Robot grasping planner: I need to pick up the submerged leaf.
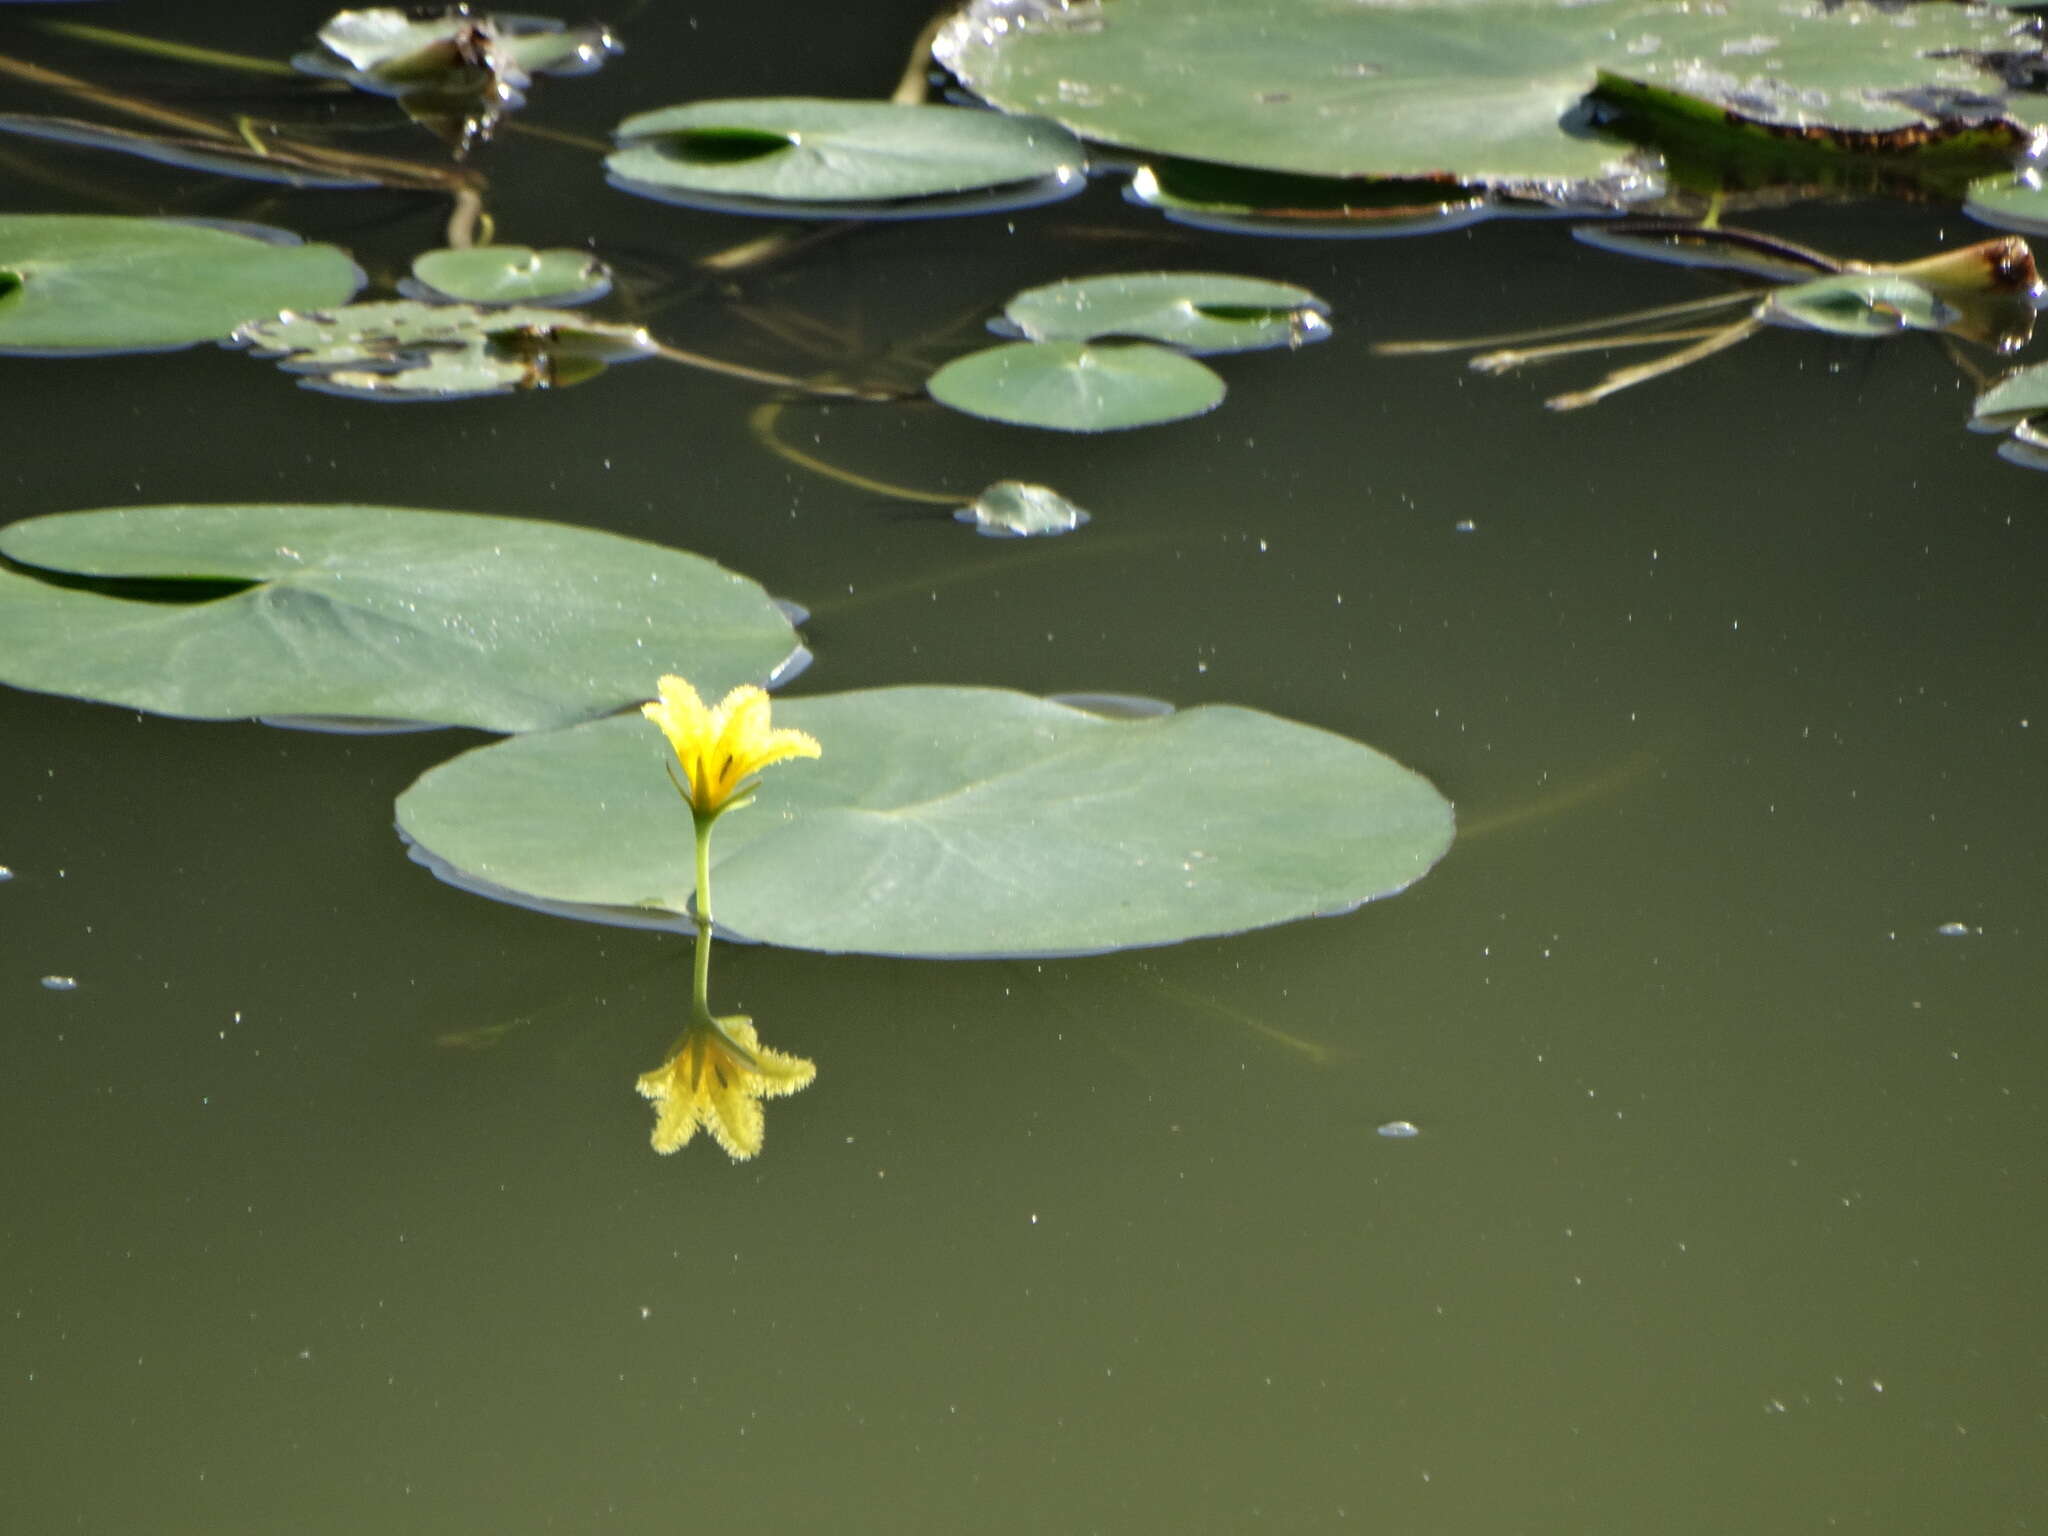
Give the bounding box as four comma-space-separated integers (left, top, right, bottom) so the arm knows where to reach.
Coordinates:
395, 686, 1457, 957
0, 505, 805, 731
954, 480, 1091, 536
230, 299, 656, 399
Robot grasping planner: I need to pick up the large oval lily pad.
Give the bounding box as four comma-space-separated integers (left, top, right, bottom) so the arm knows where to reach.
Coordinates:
607, 97, 1086, 213
395, 686, 1456, 957
0, 505, 805, 731
927, 339, 1226, 430
935, 0, 2036, 199
996, 271, 1331, 354
0, 215, 362, 354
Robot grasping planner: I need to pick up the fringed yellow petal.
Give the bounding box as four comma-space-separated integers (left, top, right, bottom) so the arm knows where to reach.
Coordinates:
635, 1014, 817, 1161
641, 676, 820, 817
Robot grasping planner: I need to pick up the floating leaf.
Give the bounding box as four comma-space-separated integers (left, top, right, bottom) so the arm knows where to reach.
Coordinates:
927, 339, 1226, 431
0, 215, 361, 354
954, 480, 1091, 537
1965, 170, 2048, 237
230, 300, 657, 400
935, 0, 2038, 202
396, 686, 1456, 957
0, 505, 805, 731
406, 245, 612, 305
995, 271, 1330, 354
606, 97, 1085, 216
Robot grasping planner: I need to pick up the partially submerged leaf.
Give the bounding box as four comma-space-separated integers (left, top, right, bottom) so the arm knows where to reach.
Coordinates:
928, 338, 1226, 431
395, 686, 1457, 957
0, 214, 361, 354
995, 271, 1330, 354
293, 8, 618, 104
607, 97, 1085, 216
1125, 158, 1499, 238
954, 480, 1091, 536
1763, 271, 1955, 338
406, 245, 612, 305
0, 504, 806, 732
230, 299, 657, 399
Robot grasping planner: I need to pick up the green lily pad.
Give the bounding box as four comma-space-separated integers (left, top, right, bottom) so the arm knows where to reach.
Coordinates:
996, 271, 1331, 354
1964, 170, 2048, 237
954, 480, 1091, 537
935, 0, 2036, 200
407, 245, 612, 305
230, 300, 657, 400
606, 97, 1086, 215
0, 215, 362, 354
928, 339, 1226, 431
0, 505, 805, 732
395, 686, 1456, 957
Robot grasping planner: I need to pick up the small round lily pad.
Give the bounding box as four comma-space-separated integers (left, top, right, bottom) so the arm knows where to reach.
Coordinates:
406, 245, 613, 306
927, 339, 1226, 431
996, 271, 1331, 354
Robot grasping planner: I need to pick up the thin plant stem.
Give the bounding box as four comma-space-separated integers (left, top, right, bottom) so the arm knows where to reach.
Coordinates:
749, 399, 962, 505
1546, 314, 1766, 411
692, 813, 716, 1014
646, 340, 912, 401
1371, 289, 1761, 357
1470, 323, 1749, 374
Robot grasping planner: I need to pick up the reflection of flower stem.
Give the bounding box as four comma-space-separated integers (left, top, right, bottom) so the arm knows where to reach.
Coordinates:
692, 811, 716, 1008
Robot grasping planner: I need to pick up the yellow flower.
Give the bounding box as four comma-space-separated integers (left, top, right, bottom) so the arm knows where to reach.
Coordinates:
636, 1013, 816, 1160
641, 675, 821, 818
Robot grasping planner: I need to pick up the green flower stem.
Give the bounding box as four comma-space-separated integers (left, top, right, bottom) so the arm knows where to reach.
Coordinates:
691, 809, 717, 1018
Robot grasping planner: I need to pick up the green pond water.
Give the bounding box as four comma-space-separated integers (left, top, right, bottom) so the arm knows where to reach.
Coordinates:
2, 4, 2043, 1532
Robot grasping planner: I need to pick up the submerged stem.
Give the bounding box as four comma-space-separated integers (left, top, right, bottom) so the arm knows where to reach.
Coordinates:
1470, 323, 1748, 375
1372, 289, 1760, 357
748, 399, 961, 505
1546, 314, 1766, 411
